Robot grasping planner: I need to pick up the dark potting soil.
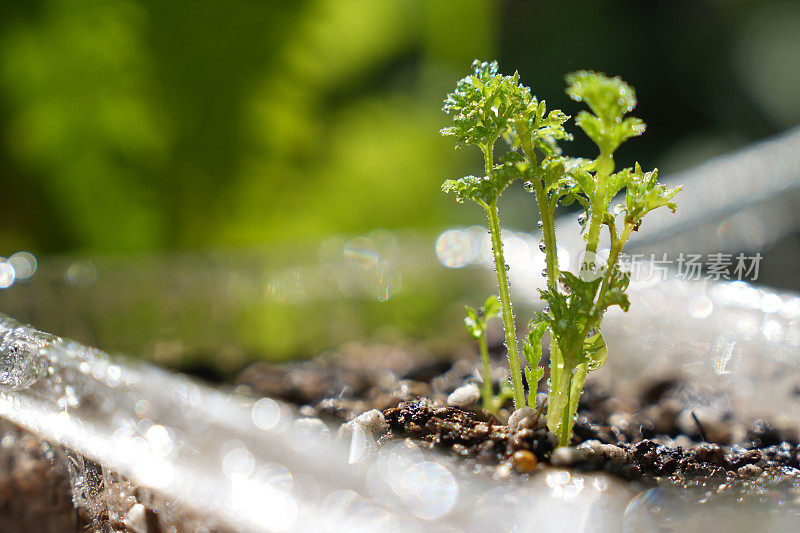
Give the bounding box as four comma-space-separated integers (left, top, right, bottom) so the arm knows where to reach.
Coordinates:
0, 428, 85, 533
0, 421, 234, 533
235, 342, 800, 505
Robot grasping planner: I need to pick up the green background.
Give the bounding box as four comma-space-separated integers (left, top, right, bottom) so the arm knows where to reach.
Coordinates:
1, 0, 798, 256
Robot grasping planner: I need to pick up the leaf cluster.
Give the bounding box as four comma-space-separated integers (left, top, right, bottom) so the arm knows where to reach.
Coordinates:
565, 70, 645, 153
623, 163, 681, 228
441, 151, 525, 205
536, 271, 628, 369
522, 321, 546, 405
441, 60, 532, 150
464, 295, 500, 340
441, 60, 577, 208
510, 98, 572, 160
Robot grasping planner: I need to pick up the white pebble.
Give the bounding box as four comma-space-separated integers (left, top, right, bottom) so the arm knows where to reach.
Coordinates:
338, 409, 388, 440
596, 443, 628, 465
577, 440, 627, 465
507, 406, 537, 432
446, 383, 481, 408
354, 409, 388, 435
550, 446, 590, 467
124, 503, 147, 533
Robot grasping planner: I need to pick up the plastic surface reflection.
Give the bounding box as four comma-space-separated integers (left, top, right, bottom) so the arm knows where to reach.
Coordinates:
1, 128, 800, 530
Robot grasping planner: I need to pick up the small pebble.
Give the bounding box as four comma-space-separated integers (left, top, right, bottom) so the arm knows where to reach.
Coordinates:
337, 409, 388, 440
673, 434, 695, 450
550, 446, 589, 467
124, 503, 147, 533
579, 440, 627, 465
737, 464, 763, 477
577, 439, 602, 451
596, 443, 628, 466
474, 422, 489, 435
446, 384, 481, 408
298, 404, 316, 417
507, 406, 537, 432
512, 450, 538, 473
354, 409, 388, 435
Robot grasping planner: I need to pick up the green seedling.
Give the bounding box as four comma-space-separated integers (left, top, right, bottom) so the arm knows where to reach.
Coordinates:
464, 295, 515, 413
442, 61, 680, 446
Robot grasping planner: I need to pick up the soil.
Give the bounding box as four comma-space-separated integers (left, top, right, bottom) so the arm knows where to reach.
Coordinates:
4, 339, 798, 531
235, 342, 800, 505
0, 421, 231, 533
0, 425, 84, 533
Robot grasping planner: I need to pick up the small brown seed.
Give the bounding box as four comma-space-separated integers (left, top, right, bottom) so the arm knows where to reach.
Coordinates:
512, 450, 538, 473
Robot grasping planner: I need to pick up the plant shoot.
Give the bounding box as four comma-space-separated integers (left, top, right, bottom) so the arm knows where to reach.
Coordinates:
442, 60, 680, 446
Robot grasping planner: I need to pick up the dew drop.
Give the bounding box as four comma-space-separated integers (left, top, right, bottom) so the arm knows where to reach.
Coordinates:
541, 268, 548, 278
578, 212, 588, 227
538, 240, 546, 252
537, 220, 544, 230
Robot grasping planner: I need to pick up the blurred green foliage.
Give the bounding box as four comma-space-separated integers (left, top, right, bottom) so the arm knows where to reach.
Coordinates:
0, 0, 797, 254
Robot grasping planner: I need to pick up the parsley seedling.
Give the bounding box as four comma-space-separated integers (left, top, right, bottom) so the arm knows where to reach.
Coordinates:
441, 60, 533, 408
464, 295, 515, 413
442, 61, 680, 446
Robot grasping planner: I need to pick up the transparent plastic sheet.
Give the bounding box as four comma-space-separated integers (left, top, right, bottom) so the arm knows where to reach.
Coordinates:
2, 272, 800, 531
1, 127, 800, 531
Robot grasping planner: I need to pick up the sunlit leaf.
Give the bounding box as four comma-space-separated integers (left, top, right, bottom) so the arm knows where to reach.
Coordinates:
624, 163, 681, 227
582, 333, 607, 371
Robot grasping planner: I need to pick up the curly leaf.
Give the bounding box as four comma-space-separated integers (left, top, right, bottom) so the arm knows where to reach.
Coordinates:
464, 305, 482, 339
582, 333, 608, 371
442, 175, 495, 205
624, 163, 681, 227
570, 165, 596, 198
522, 321, 547, 370
606, 167, 631, 200
483, 295, 501, 319
441, 60, 533, 149
566, 71, 645, 153
566, 70, 638, 124
538, 272, 602, 366
598, 268, 631, 313
523, 321, 546, 402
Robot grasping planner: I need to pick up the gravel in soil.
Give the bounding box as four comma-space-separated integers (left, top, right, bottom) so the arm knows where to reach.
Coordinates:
236, 343, 800, 505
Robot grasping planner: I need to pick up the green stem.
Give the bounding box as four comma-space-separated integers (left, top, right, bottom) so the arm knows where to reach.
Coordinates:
585, 150, 614, 254
517, 130, 564, 418
547, 358, 573, 446
574, 221, 635, 352
478, 334, 494, 412
563, 363, 588, 446
533, 183, 559, 290
532, 183, 564, 419
517, 126, 559, 292
485, 202, 525, 409
595, 221, 634, 312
